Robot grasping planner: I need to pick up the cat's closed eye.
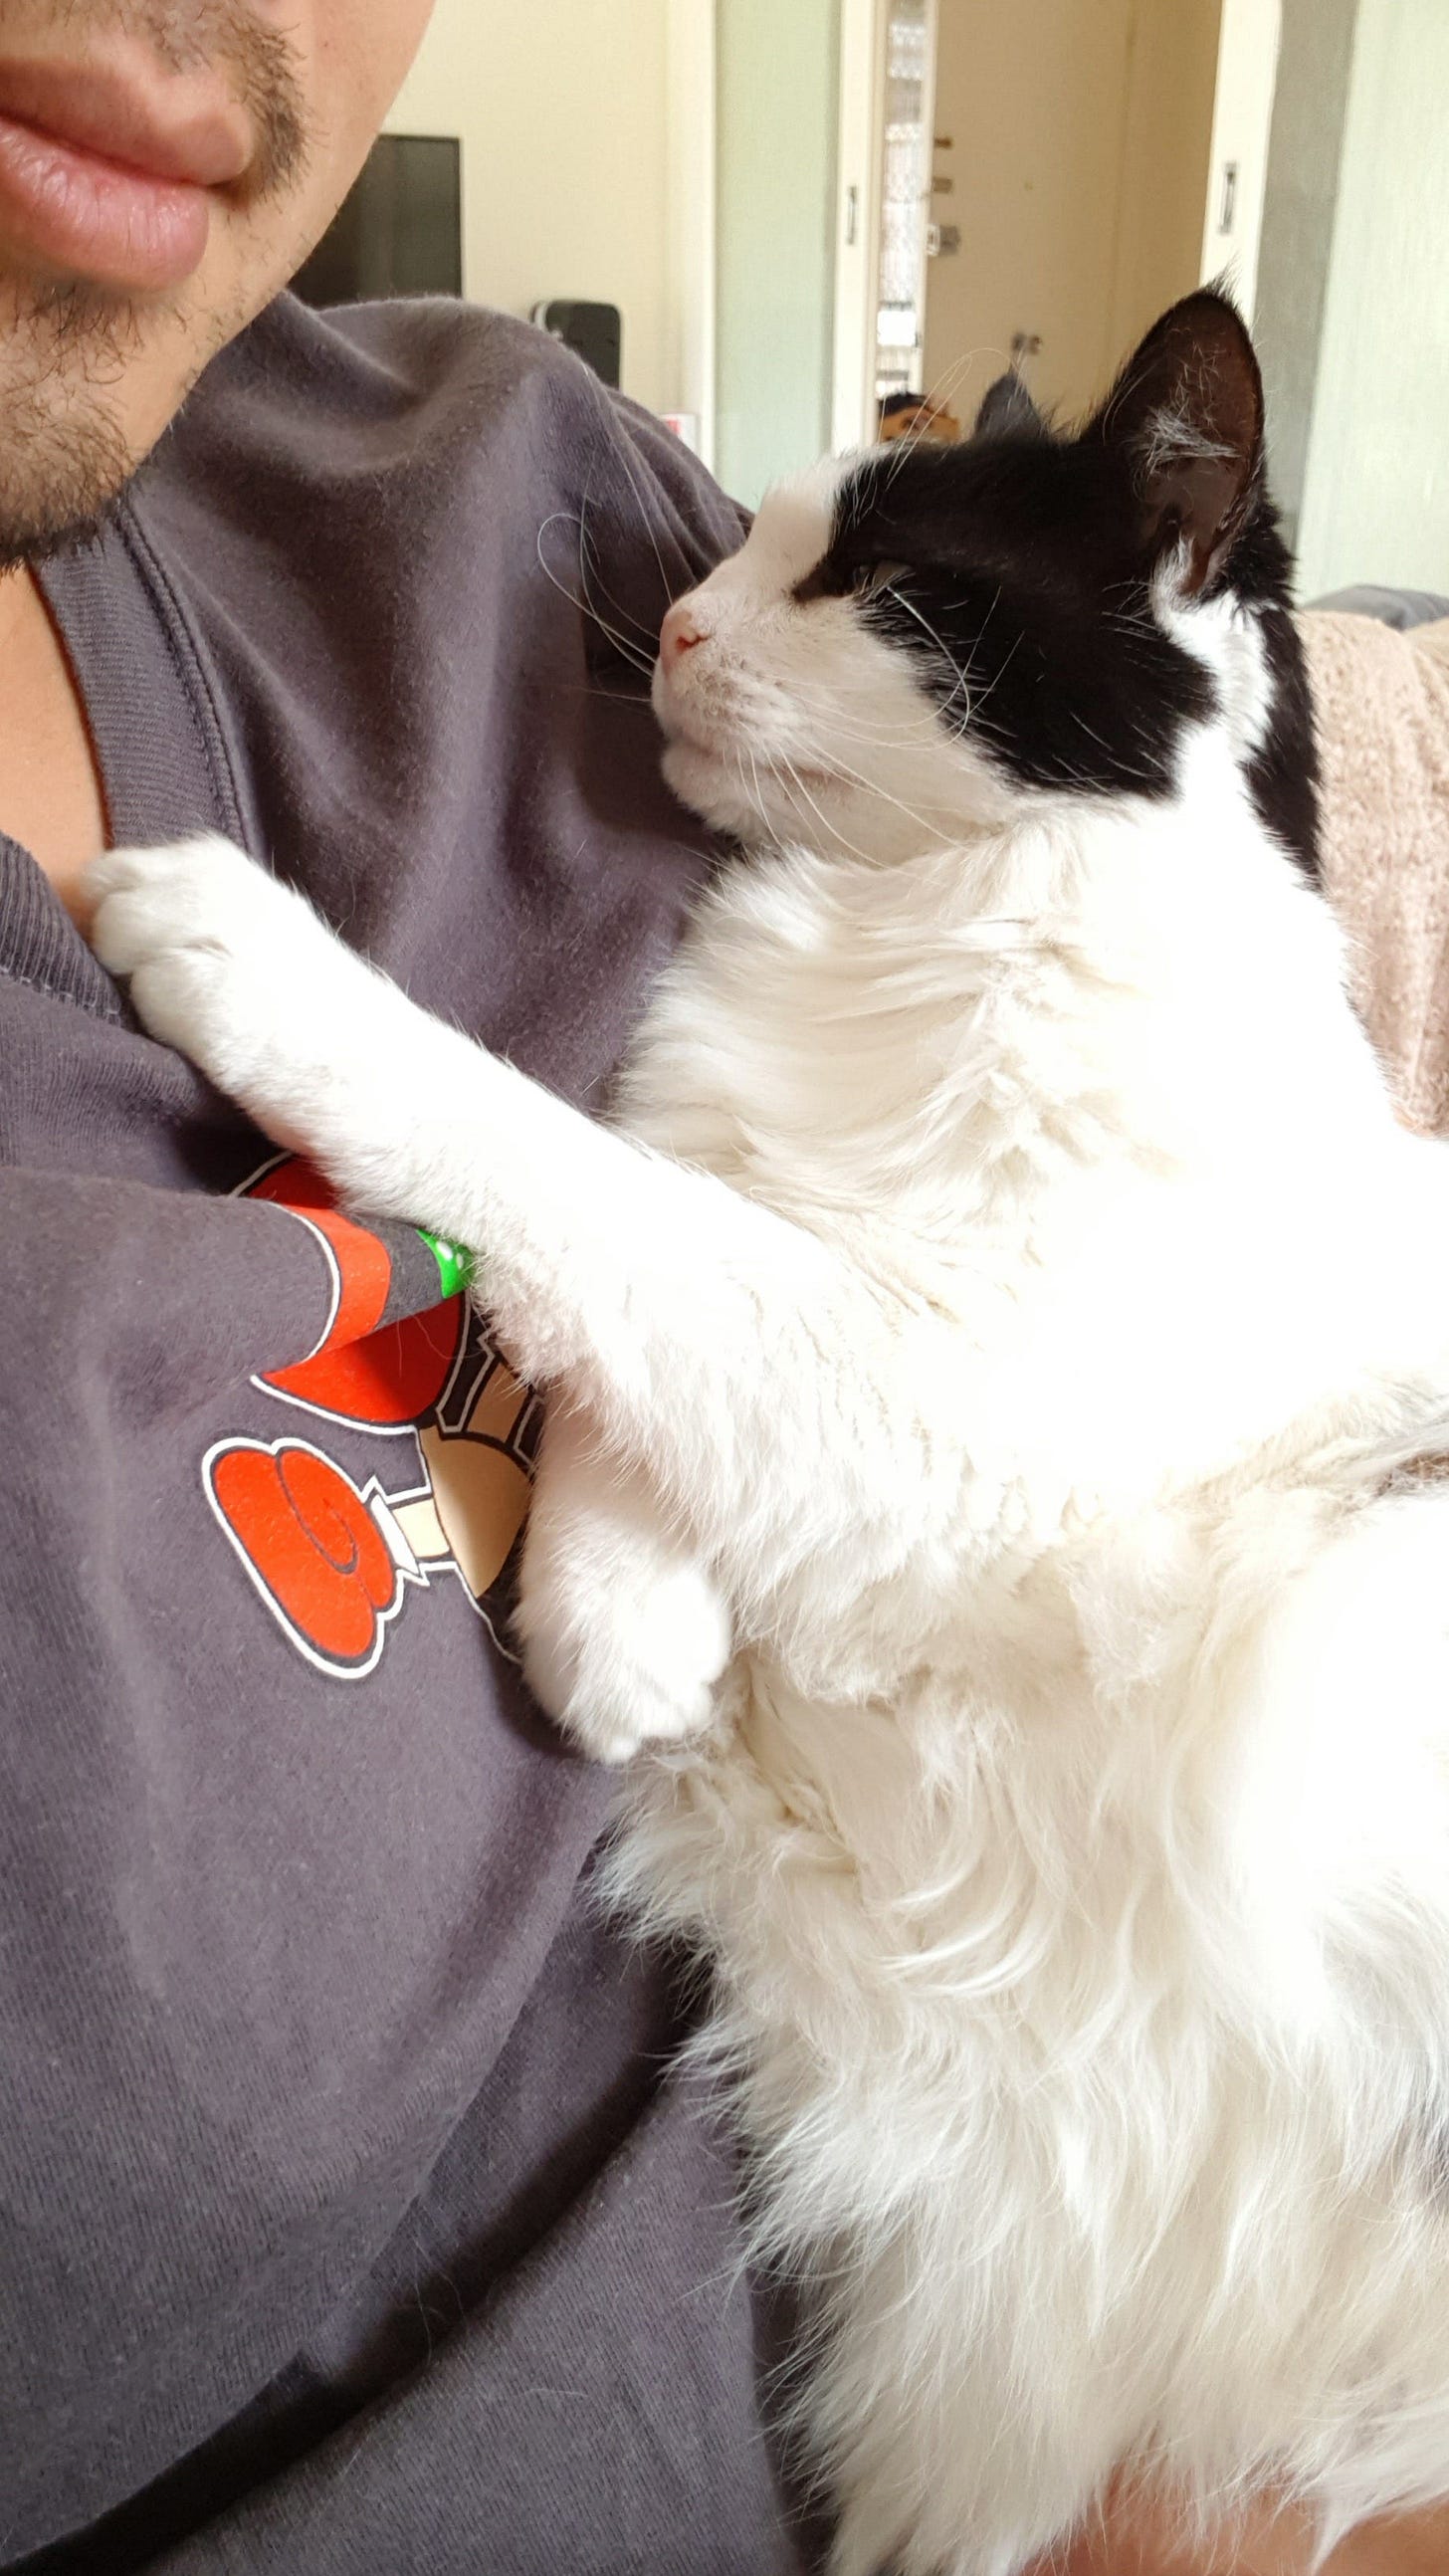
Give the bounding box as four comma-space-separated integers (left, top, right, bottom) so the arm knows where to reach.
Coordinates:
791, 556, 856, 606
792, 555, 903, 606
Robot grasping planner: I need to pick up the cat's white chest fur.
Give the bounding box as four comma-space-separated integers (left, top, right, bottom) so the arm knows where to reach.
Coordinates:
617, 806, 1449, 1565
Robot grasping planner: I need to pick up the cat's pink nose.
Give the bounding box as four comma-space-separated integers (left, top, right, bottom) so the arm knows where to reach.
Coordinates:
660, 602, 707, 673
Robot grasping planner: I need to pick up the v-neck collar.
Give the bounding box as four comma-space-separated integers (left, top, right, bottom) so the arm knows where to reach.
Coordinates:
0, 826, 123, 1022
0, 493, 251, 1020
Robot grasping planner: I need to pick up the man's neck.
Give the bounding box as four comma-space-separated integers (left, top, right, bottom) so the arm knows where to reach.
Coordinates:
0, 565, 108, 924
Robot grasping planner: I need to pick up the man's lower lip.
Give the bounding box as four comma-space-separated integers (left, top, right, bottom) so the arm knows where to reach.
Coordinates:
0, 108, 210, 293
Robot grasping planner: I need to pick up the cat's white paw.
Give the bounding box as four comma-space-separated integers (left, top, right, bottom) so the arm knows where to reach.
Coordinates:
90, 834, 341, 1101
518, 1550, 732, 1767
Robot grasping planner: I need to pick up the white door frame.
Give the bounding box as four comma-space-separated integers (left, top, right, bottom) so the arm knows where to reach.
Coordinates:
666, 0, 719, 471
830, 0, 888, 453
1198, 0, 1283, 322
911, 0, 941, 406
831, 0, 941, 452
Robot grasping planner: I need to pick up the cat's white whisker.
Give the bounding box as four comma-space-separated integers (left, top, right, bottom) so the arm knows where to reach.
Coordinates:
535, 516, 659, 680
608, 425, 700, 601
576, 482, 666, 648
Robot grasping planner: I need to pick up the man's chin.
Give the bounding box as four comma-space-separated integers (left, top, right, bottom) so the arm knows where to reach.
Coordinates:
0, 413, 131, 567
0, 283, 146, 565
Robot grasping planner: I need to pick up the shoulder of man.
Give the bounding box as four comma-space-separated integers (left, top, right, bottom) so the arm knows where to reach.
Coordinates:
114, 294, 744, 1092
148, 290, 743, 596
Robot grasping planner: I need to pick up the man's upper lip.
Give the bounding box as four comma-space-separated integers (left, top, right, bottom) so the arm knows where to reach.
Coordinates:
0, 56, 252, 190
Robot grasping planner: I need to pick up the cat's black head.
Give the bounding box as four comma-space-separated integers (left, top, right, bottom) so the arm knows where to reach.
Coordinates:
654, 292, 1319, 879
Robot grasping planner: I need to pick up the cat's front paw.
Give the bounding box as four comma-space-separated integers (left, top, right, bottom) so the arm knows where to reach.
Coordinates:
517, 1548, 732, 1767
90, 835, 341, 1106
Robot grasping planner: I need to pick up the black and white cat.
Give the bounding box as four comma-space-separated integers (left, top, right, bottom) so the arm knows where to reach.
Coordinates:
92, 295, 1449, 2574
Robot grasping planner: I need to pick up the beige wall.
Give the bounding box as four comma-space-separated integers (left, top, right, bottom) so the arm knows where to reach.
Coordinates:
924, 0, 1221, 424
385, 0, 675, 414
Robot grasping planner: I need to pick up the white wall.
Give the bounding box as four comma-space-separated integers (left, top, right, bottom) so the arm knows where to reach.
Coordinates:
1295, 0, 1449, 596
384, 0, 677, 414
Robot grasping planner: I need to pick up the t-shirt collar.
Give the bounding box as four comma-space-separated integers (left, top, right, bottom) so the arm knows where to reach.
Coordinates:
0, 494, 248, 1017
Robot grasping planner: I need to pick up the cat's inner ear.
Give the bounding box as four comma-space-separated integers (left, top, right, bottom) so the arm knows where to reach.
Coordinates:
1095, 291, 1264, 597
972, 373, 1047, 443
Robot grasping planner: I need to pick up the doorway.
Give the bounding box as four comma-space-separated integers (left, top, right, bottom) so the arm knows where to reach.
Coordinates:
923, 0, 1224, 424
694, 0, 1283, 499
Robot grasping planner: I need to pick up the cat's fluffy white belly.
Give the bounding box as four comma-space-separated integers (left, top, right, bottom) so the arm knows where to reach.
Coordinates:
611, 1521, 1449, 2575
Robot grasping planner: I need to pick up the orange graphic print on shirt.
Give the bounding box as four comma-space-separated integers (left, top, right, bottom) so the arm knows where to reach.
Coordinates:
204, 1156, 536, 1678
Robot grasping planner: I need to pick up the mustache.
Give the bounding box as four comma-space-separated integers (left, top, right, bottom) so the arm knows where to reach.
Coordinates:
32, 0, 309, 200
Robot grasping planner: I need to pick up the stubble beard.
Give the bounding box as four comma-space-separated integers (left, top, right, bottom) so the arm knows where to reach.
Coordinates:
0, 283, 144, 564
0, 277, 248, 565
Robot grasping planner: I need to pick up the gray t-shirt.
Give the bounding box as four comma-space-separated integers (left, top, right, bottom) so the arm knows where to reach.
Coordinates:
0, 295, 806, 2572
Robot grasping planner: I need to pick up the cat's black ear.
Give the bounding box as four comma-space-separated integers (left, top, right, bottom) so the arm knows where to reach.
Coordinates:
1093, 290, 1264, 596
973, 373, 1047, 443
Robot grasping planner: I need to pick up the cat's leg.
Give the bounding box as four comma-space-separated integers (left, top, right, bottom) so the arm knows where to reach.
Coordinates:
91, 837, 947, 1580
516, 1404, 731, 1762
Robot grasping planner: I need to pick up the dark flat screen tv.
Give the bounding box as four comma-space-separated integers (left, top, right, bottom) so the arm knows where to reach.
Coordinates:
291, 133, 462, 305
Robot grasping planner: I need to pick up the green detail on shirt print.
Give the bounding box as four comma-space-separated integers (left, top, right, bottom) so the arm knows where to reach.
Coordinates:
418, 1227, 476, 1299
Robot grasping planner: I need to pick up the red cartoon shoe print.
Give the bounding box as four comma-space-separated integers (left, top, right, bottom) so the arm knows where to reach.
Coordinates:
208, 1439, 405, 1675
203, 1155, 536, 1680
